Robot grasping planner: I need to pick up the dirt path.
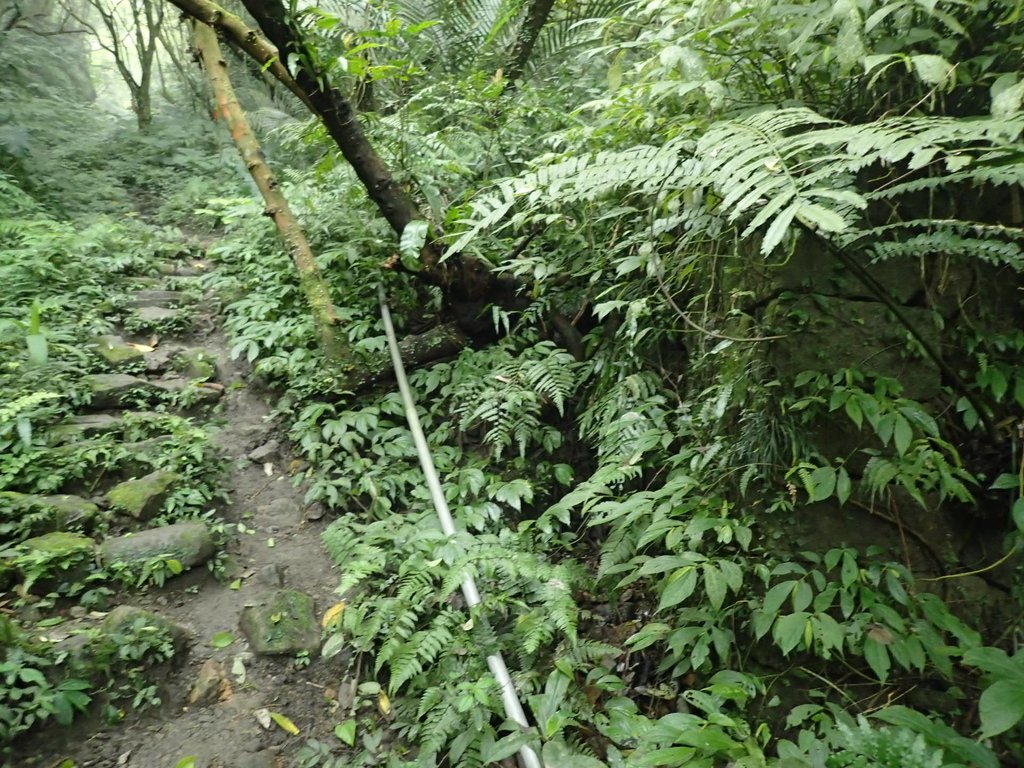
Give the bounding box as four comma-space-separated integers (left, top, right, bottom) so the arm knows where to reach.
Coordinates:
20, 256, 346, 768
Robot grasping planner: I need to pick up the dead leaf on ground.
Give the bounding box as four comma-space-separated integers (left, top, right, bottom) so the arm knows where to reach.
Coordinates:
255, 707, 272, 730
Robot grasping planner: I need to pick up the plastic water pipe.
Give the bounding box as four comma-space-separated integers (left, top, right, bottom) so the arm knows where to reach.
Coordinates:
378, 285, 542, 768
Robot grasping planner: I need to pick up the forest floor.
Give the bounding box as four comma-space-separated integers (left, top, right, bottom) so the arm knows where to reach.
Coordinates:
15, 247, 347, 768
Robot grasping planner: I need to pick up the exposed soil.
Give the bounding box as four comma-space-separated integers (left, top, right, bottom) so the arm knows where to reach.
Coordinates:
14, 254, 349, 768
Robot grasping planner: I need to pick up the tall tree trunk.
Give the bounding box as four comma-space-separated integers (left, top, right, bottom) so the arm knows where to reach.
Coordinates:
504, 0, 556, 85
192, 21, 345, 365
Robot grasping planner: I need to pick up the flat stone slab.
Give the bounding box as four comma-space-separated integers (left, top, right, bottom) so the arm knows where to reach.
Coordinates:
87, 374, 163, 409
92, 335, 145, 367
132, 306, 184, 327
126, 290, 186, 308
100, 522, 214, 571
239, 589, 320, 656
50, 413, 123, 441
156, 261, 209, 277
22, 531, 96, 557
1, 493, 100, 532
105, 470, 179, 520
153, 377, 223, 403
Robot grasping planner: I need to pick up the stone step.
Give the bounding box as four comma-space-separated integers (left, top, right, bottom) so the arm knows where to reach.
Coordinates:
100, 522, 214, 571
130, 306, 186, 329
105, 469, 179, 520
86, 374, 163, 409
91, 334, 146, 368
126, 290, 187, 309
49, 411, 168, 442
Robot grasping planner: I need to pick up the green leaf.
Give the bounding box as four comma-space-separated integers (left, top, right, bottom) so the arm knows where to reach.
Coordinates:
175, 759, 197, 768
1014, 498, 1024, 533
322, 632, 347, 659
26, 334, 47, 365
542, 740, 607, 768
864, 636, 891, 681
166, 559, 183, 575
334, 719, 356, 746
211, 631, 234, 648
807, 466, 837, 502
703, 564, 726, 610
658, 567, 698, 611
911, 54, 953, 86
773, 612, 809, 655
893, 415, 913, 455
836, 467, 852, 505
481, 729, 534, 763
978, 680, 1024, 738
269, 711, 300, 735
398, 220, 429, 272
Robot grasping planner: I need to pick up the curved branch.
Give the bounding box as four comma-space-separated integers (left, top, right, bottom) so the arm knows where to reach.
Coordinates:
163, 0, 315, 112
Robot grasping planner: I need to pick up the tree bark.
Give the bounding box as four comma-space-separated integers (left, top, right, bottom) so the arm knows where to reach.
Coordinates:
193, 21, 345, 365
504, 0, 556, 86
163, 0, 315, 113
237, 0, 430, 253
345, 323, 469, 392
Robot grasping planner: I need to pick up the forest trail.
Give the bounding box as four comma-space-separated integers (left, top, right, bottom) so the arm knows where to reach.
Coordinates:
18, 248, 344, 768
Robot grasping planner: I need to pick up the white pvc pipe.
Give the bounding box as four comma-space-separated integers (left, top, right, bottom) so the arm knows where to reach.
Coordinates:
378, 285, 542, 768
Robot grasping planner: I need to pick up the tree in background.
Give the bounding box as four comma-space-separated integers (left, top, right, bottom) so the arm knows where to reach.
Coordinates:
61, 0, 165, 129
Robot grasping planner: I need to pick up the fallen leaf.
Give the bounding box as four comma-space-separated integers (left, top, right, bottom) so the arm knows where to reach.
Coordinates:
335, 719, 356, 746
148, 334, 160, 346
321, 602, 346, 629
231, 655, 247, 685
266, 538, 276, 548
255, 707, 272, 729
217, 679, 233, 701
269, 711, 300, 735
378, 690, 391, 716
211, 631, 234, 649
174, 758, 197, 768
263, 462, 274, 477
229, 579, 242, 590
126, 343, 155, 352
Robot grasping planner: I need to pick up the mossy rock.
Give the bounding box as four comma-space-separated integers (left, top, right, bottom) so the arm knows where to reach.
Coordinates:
92, 335, 145, 367
87, 374, 162, 409
22, 531, 96, 557
1, 493, 100, 533
100, 605, 191, 654
173, 348, 217, 380
99, 522, 214, 570
50, 414, 124, 442
239, 590, 319, 656
105, 470, 178, 520
18, 532, 97, 593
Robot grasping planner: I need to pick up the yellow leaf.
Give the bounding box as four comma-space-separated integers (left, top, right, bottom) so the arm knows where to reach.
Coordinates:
269, 711, 300, 735
322, 602, 346, 628
377, 691, 391, 716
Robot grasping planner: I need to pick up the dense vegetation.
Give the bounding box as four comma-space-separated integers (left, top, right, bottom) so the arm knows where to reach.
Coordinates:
2, 0, 1024, 766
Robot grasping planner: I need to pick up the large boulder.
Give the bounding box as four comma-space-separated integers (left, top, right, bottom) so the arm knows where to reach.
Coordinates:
105, 470, 178, 520
99, 522, 214, 571
239, 590, 319, 656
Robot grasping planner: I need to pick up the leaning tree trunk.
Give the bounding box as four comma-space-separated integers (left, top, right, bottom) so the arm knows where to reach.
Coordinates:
193, 21, 345, 365
238, 0, 427, 247
504, 0, 556, 86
